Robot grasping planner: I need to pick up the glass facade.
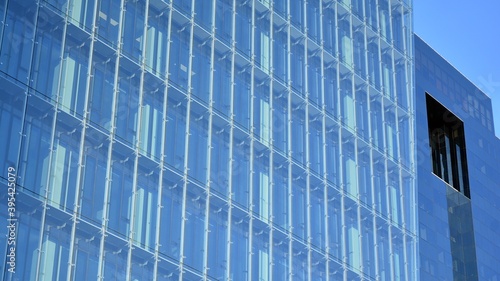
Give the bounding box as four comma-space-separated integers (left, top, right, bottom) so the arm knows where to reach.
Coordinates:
415, 35, 500, 281
0, 0, 418, 280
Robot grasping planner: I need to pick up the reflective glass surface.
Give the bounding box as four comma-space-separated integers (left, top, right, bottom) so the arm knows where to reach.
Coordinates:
415, 35, 500, 281
0, 0, 416, 280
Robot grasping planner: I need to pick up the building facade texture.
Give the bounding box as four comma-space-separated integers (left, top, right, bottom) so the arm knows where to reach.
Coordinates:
0, 0, 419, 280
415, 36, 500, 281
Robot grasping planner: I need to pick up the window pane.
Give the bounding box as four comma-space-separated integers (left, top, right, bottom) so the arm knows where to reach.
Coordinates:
207, 202, 228, 279
159, 172, 183, 259
183, 186, 206, 271
165, 90, 187, 171
188, 108, 208, 183
145, 5, 169, 77
194, 0, 213, 29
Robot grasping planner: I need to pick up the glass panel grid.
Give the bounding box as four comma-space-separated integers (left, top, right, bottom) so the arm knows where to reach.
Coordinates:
0, 0, 416, 280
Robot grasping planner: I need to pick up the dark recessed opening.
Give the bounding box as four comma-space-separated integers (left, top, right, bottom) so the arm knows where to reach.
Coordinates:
426, 94, 470, 198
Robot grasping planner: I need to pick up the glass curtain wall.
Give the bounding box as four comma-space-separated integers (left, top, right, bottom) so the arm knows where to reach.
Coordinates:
0, 0, 416, 280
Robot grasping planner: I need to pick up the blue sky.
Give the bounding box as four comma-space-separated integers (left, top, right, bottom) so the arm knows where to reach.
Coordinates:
414, 0, 500, 137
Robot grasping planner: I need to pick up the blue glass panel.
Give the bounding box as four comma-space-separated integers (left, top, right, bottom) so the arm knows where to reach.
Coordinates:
183, 186, 206, 272
194, 0, 213, 30
102, 236, 128, 280
38, 211, 72, 280
251, 225, 269, 281
292, 242, 308, 280
97, 0, 121, 46
173, 0, 191, 15
325, 126, 340, 187
291, 105, 305, 165
31, 6, 63, 100
169, 23, 190, 90
68, 0, 96, 31
307, 57, 322, 106
323, 6, 336, 56
73, 224, 100, 280
273, 0, 286, 18
48, 115, 81, 211
291, 43, 305, 96
0, 81, 24, 173
272, 232, 288, 279
130, 250, 155, 280
115, 66, 140, 145
233, 68, 251, 129
215, 0, 232, 44
309, 119, 323, 176
212, 52, 231, 116
291, 168, 307, 239
235, 2, 251, 57
272, 156, 288, 230
207, 202, 228, 280
252, 148, 270, 220
310, 185, 325, 249
367, 43, 381, 90
191, 36, 211, 104
229, 215, 249, 280
140, 74, 164, 160
80, 128, 108, 223
122, 0, 145, 62
354, 32, 366, 77
187, 107, 208, 183
210, 122, 230, 196
19, 96, 54, 198
272, 91, 288, 153
306, 0, 320, 43
134, 160, 159, 250
289, 0, 303, 30
165, 89, 187, 171
273, 26, 288, 83
145, 4, 169, 77
324, 65, 338, 119
232, 132, 250, 208
355, 89, 369, 141
88, 50, 115, 130
327, 187, 342, 259
352, 0, 363, 19
108, 144, 134, 237
0, 0, 35, 84
159, 171, 183, 260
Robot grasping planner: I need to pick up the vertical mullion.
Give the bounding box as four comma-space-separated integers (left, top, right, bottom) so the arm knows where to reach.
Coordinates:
333, 0, 340, 119
34, 77, 57, 280
225, 0, 236, 279
268, 4, 275, 280
125, 0, 149, 278
96, 0, 127, 276
399, 168, 410, 281
151, 1, 173, 279
373, 0, 382, 95
356, 162, 364, 278
65, 0, 100, 279
285, 0, 293, 277
151, 90, 167, 281
178, 0, 195, 278
201, 1, 217, 277
55, 3, 70, 110
247, 1, 256, 280
33, 0, 60, 278
302, 1, 313, 280
153, 1, 172, 276
319, 2, 331, 279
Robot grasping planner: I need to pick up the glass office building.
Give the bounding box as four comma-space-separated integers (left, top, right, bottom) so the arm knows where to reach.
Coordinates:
415, 35, 500, 281
0, 0, 418, 280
